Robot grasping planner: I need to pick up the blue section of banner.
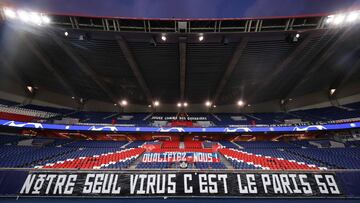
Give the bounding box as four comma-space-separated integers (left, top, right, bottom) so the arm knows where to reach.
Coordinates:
0, 119, 359, 133
0, 170, 28, 195
335, 171, 360, 197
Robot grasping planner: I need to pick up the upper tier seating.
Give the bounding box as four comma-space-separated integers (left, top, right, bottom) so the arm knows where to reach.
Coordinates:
1, 99, 360, 126
0, 105, 58, 119
235, 141, 295, 148
63, 140, 128, 148
162, 141, 179, 149
184, 141, 203, 149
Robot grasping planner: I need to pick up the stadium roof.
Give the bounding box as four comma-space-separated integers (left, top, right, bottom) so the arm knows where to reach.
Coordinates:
0, 9, 360, 111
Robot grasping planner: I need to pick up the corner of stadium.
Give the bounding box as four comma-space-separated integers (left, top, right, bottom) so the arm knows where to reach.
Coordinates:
0, 1, 360, 203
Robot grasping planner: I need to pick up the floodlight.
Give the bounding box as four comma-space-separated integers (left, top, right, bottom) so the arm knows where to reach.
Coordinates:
333, 14, 345, 25
346, 12, 359, 23
121, 100, 128, 106
326, 15, 334, 24
237, 100, 244, 106
205, 101, 212, 107
3, 8, 16, 19
199, 35, 204, 41
161, 35, 167, 41
330, 88, 336, 95
29, 12, 42, 25
41, 15, 51, 24
154, 101, 160, 107
17, 10, 29, 22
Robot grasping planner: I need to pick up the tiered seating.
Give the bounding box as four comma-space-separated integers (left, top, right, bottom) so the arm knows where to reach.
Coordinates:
219, 141, 239, 149
64, 140, 128, 148
345, 140, 360, 147
0, 134, 26, 145
289, 140, 317, 148
194, 162, 226, 169
287, 148, 360, 169
227, 159, 263, 170
136, 162, 172, 169
0, 133, 360, 170
242, 148, 324, 167
0, 105, 58, 119
203, 141, 214, 148
236, 141, 294, 148
126, 141, 145, 148
0, 146, 73, 168
136, 162, 226, 169
184, 141, 202, 149
161, 141, 179, 149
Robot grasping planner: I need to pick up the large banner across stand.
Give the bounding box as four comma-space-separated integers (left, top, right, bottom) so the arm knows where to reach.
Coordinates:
0, 170, 356, 198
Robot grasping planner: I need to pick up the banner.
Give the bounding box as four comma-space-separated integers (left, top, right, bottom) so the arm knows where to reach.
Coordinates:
18, 171, 343, 197
141, 152, 221, 163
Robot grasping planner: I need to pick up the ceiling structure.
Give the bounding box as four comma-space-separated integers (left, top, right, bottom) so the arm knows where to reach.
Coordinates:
0, 11, 360, 111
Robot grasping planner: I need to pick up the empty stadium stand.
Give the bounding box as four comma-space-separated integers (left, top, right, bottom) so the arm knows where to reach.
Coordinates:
1, 99, 360, 127
1, 133, 360, 170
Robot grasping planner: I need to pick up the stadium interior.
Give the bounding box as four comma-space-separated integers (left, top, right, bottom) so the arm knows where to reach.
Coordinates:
0, 1, 360, 202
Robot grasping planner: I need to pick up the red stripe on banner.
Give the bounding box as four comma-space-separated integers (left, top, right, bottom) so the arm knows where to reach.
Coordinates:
219, 148, 320, 170
40, 148, 145, 169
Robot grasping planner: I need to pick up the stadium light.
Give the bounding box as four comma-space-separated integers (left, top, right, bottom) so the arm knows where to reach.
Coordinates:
198, 34, 204, 42
17, 10, 29, 22
295, 33, 300, 38
3, 8, 16, 19
29, 12, 42, 25
326, 11, 360, 26
177, 102, 182, 107
114, 103, 117, 106
41, 15, 51, 24
2, 8, 51, 26
346, 12, 359, 23
183, 102, 188, 107
148, 105, 152, 108
26, 85, 37, 94
213, 105, 217, 108
205, 101, 212, 107
120, 100, 128, 106
26, 85, 33, 92
330, 88, 336, 95
71, 96, 75, 100
64, 32, 69, 37
161, 34, 167, 41
333, 14, 345, 25
237, 100, 245, 106
326, 15, 335, 24
153, 101, 160, 107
